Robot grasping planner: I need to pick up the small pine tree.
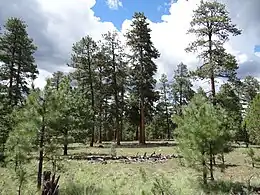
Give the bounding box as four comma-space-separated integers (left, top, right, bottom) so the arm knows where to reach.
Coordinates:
5, 107, 36, 195
173, 94, 231, 184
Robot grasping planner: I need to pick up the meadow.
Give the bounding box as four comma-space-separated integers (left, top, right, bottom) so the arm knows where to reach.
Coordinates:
1, 141, 260, 195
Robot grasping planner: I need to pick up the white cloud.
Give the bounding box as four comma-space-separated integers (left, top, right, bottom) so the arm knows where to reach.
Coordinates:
32, 0, 257, 90
255, 52, 260, 58
34, 69, 52, 89
106, 0, 123, 10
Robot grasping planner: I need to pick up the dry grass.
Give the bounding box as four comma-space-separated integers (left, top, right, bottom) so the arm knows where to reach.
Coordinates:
1, 142, 260, 194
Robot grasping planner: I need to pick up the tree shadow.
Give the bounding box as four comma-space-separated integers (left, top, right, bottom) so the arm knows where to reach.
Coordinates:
97, 141, 177, 148
201, 180, 260, 194
214, 163, 239, 168
201, 180, 245, 194
60, 182, 105, 195
66, 152, 110, 160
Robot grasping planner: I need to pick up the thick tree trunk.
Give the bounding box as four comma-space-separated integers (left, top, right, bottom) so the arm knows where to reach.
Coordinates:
140, 98, 145, 144
37, 116, 45, 189
135, 125, 139, 141
63, 144, 68, 156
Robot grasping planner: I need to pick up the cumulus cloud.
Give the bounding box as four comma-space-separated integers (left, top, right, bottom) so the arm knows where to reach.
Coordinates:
1, 0, 260, 89
106, 0, 123, 10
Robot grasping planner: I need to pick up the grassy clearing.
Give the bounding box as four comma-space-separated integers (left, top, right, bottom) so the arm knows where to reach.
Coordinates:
1, 142, 260, 194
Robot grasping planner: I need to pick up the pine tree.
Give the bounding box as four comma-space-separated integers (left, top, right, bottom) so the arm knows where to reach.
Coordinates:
49, 75, 75, 155
25, 80, 59, 189
216, 83, 242, 141
241, 76, 260, 110
102, 31, 126, 145
5, 107, 36, 194
69, 35, 98, 147
245, 94, 260, 145
171, 62, 194, 115
174, 94, 231, 184
0, 17, 38, 107
126, 12, 160, 144
94, 50, 109, 143
50, 71, 65, 91
186, 0, 241, 104
158, 74, 172, 139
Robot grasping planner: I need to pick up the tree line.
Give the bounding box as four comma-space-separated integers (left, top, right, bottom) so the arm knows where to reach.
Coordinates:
0, 0, 260, 191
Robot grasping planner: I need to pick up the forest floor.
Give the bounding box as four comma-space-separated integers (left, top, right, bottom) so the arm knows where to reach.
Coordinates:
1, 141, 260, 195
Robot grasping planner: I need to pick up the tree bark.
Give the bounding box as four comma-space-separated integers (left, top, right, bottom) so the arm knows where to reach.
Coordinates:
37, 115, 45, 189
88, 50, 95, 147
63, 144, 68, 156
139, 48, 145, 144
209, 143, 214, 181
135, 125, 139, 141
140, 97, 145, 144
202, 151, 207, 185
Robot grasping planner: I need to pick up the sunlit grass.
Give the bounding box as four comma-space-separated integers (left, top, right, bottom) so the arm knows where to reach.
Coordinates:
1, 142, 260, 194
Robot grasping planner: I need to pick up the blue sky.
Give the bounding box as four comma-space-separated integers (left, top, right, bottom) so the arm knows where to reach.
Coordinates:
254, 45, 260, 53
93, 0, 175, 29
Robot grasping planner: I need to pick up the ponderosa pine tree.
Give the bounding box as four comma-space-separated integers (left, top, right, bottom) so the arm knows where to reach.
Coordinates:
25, 80, 58, 189
245, 94, 260, 145
69, 36, 98, 147
158, 74, 171, 139
0, 17, 38, 107
185, 1, 241, 179
171, 62, 194, 115
241, 75, 260, 109
5, 107, 36, 195
50, 75, 75, 155
186, 0, 241, 105
216, 83, 242, 141
94, 50, 109, 143
126, 12, 160, 144
174, 93, 230, 184
50, 71, 65, 91
102, 31, 126, 145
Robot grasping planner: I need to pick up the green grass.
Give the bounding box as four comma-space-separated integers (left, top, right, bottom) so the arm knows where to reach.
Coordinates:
1, 142, 260, 195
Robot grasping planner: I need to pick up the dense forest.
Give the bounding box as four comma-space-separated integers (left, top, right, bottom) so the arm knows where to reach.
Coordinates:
0, 1, 260, 194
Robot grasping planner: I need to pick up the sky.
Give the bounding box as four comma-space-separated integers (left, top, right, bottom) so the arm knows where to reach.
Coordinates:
0, 0, 260, 90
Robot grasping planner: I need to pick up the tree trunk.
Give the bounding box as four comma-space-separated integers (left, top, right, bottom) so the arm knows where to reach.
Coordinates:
37, 116, 45, 189
166, 105, 170, 139
111, 42, 121, 146
88, 54, 95, 147
63, 129, 68, 156
209, 143, 214, 181
202, 151, 207, 185
63, 144, 68, 156
8, 35, 17, 107
99, 123, 102, 143
179, 66, 183, 116
14, 62, 21, 106
140, 98, 145, 144
135, 125, 139, 141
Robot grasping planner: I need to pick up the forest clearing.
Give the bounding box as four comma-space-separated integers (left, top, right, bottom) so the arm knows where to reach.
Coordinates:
1, 0, 260, 194
1, 142, 260, 194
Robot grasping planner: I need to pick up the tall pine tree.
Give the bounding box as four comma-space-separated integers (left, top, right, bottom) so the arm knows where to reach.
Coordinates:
126, 12, 160, 144
186, 0, 241, 104
0, 17, 38, 107
69, 35, 98, 147
171, 62, 194, 115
